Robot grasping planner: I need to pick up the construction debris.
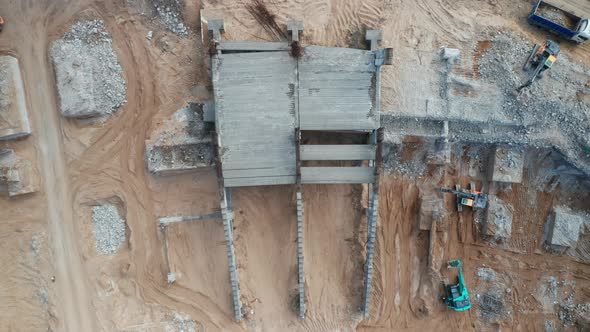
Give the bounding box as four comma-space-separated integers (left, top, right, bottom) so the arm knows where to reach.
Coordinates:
418, 190, 444, 231
0, 56, 31, 140
91, 204, 126, 255
490, 145, 524, 183
51, 20, 127, 118
546, 206, 589, 250
152, 0, 189, 37
146, 103, 214, 174
0, 149, 38, 197
483, 196, 513, 241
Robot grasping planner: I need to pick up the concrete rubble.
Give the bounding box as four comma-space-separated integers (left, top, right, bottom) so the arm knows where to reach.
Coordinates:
91, 204, 126, 255
146, 103, 214, 174
490, 145, 524, 183
152, 0, 189, 37
418, 190, 444, 231
484, 196, 513, 241
0, 149, 39, 197
547, 206, 589, 250
382, 32, 590, 177
51, 20, 127, 118
0, 56, 31, 140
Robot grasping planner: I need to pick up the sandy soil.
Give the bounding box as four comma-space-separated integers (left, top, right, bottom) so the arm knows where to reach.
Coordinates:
0, 0, 588, 331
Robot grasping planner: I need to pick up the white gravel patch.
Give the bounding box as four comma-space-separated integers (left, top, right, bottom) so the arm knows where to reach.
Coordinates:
91, 204, 126, 255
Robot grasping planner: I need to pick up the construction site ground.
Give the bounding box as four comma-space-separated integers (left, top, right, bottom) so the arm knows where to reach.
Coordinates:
0, 0, 589, 331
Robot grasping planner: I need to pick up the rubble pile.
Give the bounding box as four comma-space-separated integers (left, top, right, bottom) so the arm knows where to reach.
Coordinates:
91, 204, 126, 255
51, 20, 127, 118
152, 0, 189, 37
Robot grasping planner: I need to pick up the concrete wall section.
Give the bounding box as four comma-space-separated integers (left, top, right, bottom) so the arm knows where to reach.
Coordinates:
0, 56, 31, 140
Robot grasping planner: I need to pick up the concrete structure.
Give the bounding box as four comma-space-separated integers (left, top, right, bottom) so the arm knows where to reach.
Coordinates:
0, 56, 31, 140
207, 18, 388, 321
490, 146, 525, 183
211, 45, 381, 187
0, 149, 39, 197
547, 207, 588, 249
145, 103, 214, 175
287, 19, 303, 42
484, 196, 513, 240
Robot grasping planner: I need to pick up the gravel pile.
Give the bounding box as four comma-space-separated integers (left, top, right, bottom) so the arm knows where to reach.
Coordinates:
91, 204, 126, 255
51, 20, 127, 118
537, 6, 572, 29
477, 32, 590, 173
153, 0, 189, 37
476, 267, 497, 282
165, 312, 197, 332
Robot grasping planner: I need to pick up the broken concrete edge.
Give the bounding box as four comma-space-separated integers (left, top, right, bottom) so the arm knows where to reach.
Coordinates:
381, 114, 590, 177
0, 149, 39, 197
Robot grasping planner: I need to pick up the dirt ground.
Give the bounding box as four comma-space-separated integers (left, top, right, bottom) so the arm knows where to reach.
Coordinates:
0, 0, 589, 331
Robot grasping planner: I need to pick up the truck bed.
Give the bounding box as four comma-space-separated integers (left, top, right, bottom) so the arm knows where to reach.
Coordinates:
543, 0, 590, 20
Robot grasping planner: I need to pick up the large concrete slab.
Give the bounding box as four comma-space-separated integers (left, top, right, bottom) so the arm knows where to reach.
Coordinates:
0, 56, 31, 140
298, 46, 379, 131
548, 207, 588, 249
212, 51, 298, 187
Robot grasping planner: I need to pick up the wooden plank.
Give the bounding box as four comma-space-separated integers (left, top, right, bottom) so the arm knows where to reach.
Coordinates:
300, 145, 375, 160
301, 167, 375, 184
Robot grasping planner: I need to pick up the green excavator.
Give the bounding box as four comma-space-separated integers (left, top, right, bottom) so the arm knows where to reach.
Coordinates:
441, 260, 471, 312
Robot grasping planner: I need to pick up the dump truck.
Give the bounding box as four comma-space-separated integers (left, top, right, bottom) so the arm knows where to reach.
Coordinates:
528, 0, 590, 44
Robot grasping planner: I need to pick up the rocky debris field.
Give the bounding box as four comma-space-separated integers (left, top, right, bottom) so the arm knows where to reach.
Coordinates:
477, 32, 590, 173
91, 204, 126, 255
152, 0, 189, 37
51, 20, 127, 118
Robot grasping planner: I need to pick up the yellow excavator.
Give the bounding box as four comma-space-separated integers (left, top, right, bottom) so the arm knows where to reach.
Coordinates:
517, 40, 560, 92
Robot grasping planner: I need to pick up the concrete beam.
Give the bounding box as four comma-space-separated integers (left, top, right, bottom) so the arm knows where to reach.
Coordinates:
300, 145, 376, 160
208, 18, 224, 42
365, 30, 382, 51
219, 42, 291, 52
287, 19, 304, 42
301, 167, 375, 184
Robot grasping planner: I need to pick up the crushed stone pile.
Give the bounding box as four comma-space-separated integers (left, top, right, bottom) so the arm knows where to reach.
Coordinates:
537, 5, 572, 29
91, 204, 126, 255
164, 312, 197, 332
152, 0, 189, 37
51, 20, 127, 118
478, 32, 590, 174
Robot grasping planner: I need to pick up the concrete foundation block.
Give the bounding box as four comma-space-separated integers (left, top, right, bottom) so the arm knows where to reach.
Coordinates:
484, 196, 513, 240
490, 146, 525, 183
